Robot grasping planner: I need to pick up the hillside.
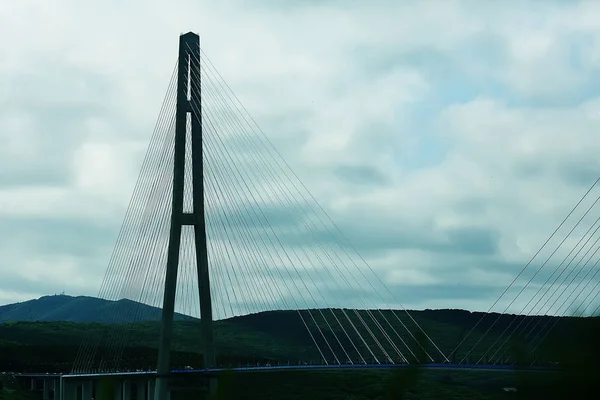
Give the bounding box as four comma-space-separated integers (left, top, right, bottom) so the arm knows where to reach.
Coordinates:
1, 296, 600, 399
0, 295, 565, 331
1, 295, 599, 371
0, 295, 195, 324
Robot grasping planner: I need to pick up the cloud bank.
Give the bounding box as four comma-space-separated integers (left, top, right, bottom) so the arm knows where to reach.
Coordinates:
2, 0, 600, 317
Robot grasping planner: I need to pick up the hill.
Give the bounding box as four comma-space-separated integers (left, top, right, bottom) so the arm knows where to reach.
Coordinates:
1, 295, 599, 372
1, 296, 600, 399
0, 295, 555, 331
0, 295, 195, 324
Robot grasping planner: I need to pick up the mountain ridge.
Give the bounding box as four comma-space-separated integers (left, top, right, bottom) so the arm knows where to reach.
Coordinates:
0, 294, 582, 329
1, 294, 599, 375
0, 294, 196, 324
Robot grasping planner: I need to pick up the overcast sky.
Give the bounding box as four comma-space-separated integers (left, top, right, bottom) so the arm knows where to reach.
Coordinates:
2, 0, 600, 317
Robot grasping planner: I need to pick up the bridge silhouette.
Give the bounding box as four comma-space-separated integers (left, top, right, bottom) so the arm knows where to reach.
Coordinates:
12, 32, 600, 399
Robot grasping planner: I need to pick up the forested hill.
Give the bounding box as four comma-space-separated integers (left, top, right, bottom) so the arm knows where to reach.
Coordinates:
0, 295, 195, 324
0, 294, 571, 327
1, 295, 599, 376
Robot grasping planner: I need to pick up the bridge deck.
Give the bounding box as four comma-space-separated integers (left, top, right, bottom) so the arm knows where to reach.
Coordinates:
61, 363, 558, 379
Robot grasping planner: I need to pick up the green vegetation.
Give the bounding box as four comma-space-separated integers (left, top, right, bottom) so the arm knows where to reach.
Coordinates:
1, 301, 600, 399
2, 309, 598, 370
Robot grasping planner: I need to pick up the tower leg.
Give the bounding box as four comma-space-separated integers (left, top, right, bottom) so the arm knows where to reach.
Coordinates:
188, 32, 215, 369
155, 31, 213, 399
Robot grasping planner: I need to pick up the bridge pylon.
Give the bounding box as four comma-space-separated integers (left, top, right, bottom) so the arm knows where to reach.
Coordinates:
154, 31, 215, 400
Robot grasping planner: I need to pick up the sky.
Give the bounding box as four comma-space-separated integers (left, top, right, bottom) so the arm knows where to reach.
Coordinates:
2, 0, 600, 317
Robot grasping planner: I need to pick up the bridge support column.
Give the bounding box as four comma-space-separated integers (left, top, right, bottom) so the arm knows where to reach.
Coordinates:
82, 381, 93, 400
209, 376, 218, 396
122, 380, 131, 400
114, 380, 122, 400
147, 380, 155, 400
43, 379, 50, 400
53, 379, 60, 400
137, 381, 146, 400
60, 378, 77, 400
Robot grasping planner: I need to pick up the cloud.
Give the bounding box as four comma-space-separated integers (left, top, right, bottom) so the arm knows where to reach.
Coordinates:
1, 0, 600, 325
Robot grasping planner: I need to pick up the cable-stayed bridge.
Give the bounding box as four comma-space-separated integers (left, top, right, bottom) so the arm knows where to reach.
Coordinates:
11, 32, 600, 399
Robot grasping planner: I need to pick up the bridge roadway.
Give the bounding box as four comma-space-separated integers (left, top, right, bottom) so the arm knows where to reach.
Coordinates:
19, 362, 557, 378
13, 364, 557, 400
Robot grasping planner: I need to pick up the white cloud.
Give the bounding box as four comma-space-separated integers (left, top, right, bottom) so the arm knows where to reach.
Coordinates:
1, 0, 600, 323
